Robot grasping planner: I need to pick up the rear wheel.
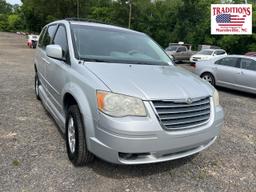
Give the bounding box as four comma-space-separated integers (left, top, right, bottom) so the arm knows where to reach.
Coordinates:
35, 73, 40, 100
201, 72, 215, 86
66, 105, 94, 166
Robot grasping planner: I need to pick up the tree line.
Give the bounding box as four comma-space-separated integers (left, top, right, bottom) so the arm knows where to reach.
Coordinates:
0, 0, 255, 53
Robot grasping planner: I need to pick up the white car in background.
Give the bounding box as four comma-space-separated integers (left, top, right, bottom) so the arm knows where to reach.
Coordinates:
27, 34, 39, 48
190, 49, 227, 63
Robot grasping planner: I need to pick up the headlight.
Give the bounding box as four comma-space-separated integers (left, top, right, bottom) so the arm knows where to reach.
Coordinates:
96, 91, 147, 117
213, 89, 219, 106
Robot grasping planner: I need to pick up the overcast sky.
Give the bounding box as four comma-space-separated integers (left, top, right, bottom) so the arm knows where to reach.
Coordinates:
6, 0, 22, 5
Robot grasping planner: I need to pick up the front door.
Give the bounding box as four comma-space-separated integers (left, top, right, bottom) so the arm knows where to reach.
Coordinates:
46, 24, 71, 116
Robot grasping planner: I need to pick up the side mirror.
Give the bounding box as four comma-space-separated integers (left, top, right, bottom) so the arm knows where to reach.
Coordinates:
46, 44, 63, 60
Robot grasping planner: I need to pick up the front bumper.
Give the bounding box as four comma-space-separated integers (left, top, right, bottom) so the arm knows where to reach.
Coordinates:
88, 101, 224, 164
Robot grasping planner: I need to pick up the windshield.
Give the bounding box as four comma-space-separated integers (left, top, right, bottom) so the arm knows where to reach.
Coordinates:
165, 46, 178, 51
71, 24, 172, 65
198, 50, 214, 55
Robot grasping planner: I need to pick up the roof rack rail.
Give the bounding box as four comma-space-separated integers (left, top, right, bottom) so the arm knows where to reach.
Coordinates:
65, 17, 126, 29
65, 17, 106, 24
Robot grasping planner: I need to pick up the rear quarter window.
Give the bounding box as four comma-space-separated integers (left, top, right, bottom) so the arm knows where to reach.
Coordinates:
241, 58, 256, 71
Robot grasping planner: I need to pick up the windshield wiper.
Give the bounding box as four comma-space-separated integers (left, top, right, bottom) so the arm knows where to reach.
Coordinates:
81, 58, 111, 63
130, 61, 169, 66
81, 57, 169, 66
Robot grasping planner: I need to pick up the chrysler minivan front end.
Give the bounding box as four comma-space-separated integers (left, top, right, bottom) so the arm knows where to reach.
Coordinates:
89, 88, 223, 164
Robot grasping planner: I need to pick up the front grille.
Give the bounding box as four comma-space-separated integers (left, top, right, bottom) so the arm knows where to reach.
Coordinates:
192, 57, 201, 61
152, 97, 211, 130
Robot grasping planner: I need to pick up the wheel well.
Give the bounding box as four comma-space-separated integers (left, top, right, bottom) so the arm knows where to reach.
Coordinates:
63, 93, 78, 115
200, 71, 212, 78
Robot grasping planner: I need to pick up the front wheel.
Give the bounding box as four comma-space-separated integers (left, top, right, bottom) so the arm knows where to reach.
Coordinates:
66, 105, 94, 166
201, 72, 215, 86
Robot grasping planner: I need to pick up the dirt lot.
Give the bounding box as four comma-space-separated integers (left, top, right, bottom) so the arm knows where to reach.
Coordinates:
0, 32, 255, 192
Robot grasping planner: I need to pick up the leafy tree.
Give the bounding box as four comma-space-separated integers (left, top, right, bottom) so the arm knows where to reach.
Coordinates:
0, 0, 12, 14
7, 14, 23, 31
0, 0, 255, 53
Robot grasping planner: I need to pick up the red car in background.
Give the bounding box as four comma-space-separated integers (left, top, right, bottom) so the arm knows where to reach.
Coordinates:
245, 52, 256, 57
27, 35, 39, 49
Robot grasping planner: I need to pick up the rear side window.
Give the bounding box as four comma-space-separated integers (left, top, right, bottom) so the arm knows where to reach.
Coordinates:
177, 47, 186, 52
215, 57, 240, 68
41, 24, 57, 49
53, 25, 68, 57
241, 58, 256, 71
215, 50, 226, 55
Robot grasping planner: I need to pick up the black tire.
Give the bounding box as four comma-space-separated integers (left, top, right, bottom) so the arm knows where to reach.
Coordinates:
66, 105, 94, 166
201, 72, 215, 86
35, 73, 40, 100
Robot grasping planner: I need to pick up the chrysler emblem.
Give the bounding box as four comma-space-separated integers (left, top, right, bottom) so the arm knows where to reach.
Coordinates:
186, 98, 193, 104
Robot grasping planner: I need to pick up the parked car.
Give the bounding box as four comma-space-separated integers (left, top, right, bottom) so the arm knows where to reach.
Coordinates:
190, 49, 227, 63
194, 55, 256, 94
165, 45, 196, 62
27, 34, 39, 48
245, 52, 256, 57
198, 45, 220, 50
34, 19, 224, 166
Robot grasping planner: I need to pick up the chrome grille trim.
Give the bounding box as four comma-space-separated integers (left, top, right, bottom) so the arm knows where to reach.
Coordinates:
152, 97, 211, 130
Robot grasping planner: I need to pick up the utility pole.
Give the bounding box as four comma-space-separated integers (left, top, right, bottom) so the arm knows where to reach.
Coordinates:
77, 0, 80, 18
128, 0, 132, 29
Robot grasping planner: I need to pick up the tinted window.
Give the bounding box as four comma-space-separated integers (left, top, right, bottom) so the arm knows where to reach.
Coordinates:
165, 46, 178, 51
53, 25, 68, 57
38, 27, 46, 47
215, 50, 226, 55
241, 58, 256, 71
215, 57, 240, 68
41, 24, 57, 48
198, 50, 214, 55
177, 47, 186, 52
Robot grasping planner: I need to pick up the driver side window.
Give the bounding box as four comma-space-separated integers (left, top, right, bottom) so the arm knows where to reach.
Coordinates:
53, 25, 69, 60
177, 47, 186, 52
41, 24, 57, 49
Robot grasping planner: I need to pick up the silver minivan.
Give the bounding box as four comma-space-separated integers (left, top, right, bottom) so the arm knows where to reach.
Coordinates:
34, 19, 224, 166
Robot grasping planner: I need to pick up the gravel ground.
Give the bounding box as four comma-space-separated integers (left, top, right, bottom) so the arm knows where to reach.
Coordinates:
0, 32, 255, 192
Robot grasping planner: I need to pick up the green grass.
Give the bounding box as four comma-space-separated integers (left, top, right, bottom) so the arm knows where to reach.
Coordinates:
12, 159, 20, 166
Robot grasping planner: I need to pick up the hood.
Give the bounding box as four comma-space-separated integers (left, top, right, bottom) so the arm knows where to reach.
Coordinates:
86, 63, 213, 100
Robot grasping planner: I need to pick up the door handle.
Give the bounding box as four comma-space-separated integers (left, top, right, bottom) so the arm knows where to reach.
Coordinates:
42, 58, 50, 64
